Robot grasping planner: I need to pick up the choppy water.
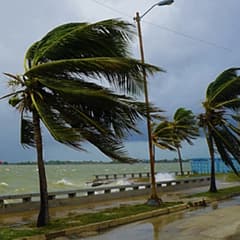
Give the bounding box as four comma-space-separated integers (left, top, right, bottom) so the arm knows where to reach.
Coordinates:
0, 162, 190, 195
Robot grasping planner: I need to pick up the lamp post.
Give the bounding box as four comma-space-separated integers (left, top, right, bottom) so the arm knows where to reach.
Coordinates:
134, 0, 174, 205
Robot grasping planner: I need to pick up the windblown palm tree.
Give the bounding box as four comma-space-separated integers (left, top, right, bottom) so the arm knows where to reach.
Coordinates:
199, 68, 240, 192
1, 19, 162, 227
152, 108, 199, 175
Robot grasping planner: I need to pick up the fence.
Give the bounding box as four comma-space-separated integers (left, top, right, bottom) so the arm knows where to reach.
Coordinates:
191, 158, 240, 174
93, 171, 193, 181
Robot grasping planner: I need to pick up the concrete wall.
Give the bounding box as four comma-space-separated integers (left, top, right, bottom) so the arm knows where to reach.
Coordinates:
0, 176, 210, 213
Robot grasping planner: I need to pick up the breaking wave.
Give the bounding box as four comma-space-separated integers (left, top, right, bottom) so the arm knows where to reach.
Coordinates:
55, 178, 75, 187
114, 178, 132, 186
155, 172, 175, 182
0, 182, 8, 187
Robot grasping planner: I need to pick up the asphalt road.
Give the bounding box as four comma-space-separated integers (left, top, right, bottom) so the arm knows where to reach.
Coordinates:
79, 196, 240, 240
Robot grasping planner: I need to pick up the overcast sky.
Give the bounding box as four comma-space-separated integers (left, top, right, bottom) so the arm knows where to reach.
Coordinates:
0, 0, 239, 162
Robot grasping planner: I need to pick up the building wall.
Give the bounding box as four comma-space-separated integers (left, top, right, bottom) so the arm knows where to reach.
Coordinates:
191, 158, 240, 174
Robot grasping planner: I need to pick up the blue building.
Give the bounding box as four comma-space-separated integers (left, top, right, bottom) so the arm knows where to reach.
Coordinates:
191, 158, 240, 174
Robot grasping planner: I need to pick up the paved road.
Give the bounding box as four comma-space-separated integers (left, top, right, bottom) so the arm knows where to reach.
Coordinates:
52, 181, 240, 240
79, 196, 240, 240
157, 205, 240, 240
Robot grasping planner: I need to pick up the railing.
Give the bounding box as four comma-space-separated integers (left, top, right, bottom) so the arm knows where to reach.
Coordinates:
0, 176, 209, 211
93, 171, 193, 180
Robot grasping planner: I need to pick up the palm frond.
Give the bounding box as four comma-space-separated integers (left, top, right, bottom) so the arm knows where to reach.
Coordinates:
212, 127, 240, 175
220, 125, 240, 156
228, 116, 240, 136
38, 89, 139, 163
82, 130, 138, 163
25, 57, 161, 95
153, 139, 176, 151
30, 92, 84, 149
0, 91, 23, 100
213, 135, 238, 175
25, 19, 135, 67
216, 98, 240, 110
60, 94, 148, 138
24, 41, 42, 70
34, 75, 116, 97
207, 68, 240, 107
31, 85, 153, 146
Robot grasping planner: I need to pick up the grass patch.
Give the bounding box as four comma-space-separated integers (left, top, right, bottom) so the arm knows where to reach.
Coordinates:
176, 173, 240, 182
0, 228, 44, 240
189, 185, 240, 200
215, 173, 240, 182
0, 202, 180, 240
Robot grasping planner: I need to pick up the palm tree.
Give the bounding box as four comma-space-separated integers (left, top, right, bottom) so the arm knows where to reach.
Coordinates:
199, 68, 240, 192
152, 108, 199, 175
1, 19, 162, 227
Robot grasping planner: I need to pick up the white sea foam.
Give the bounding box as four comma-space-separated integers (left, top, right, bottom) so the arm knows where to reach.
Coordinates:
0, 182, 8, 187
155, 172, 175, 182
89, 178, 132, 188
14, 188, 25, 193
105, 178, 132, 187
56, 178, 75, 186
115, 178, 131, 186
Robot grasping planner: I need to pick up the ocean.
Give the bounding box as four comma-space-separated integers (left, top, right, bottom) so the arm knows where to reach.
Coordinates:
0, 162, 191, 196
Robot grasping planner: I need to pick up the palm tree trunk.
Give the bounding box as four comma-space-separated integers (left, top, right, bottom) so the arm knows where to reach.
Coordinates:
148, 144, 162, 205
32, 109, 49, 227
207, 129, 217, 192
176, 146, 184, 176
209, 149, 217, 192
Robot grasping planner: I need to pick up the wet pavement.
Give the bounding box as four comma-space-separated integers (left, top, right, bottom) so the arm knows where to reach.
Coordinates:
80, 196, 240, 240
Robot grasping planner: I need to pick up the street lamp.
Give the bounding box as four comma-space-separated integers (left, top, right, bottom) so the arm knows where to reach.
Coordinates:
134, 0, 174, 205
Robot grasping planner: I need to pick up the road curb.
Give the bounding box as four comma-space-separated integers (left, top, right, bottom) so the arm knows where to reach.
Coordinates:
17, 203, 192, 240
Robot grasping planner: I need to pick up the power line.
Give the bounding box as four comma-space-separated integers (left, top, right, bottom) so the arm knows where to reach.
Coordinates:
91, 0, 132, 18
90, 0, 232, 52
144, 20, 231, 52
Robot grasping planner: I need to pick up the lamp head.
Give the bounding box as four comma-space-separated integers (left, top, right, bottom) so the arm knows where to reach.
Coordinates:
136, 0, 174, 20
157, 0, 174, 6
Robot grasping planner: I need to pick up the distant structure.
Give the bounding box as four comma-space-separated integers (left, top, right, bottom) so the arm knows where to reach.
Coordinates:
191, 158, 240, 174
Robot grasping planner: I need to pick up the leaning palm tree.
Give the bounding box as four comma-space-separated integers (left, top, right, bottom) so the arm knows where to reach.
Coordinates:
1, 19, 162, 227
152, 108, 199, 175
199, 68, 240, 192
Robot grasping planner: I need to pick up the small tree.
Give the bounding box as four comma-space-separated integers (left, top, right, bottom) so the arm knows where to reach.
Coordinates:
152, 108, 199, 175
